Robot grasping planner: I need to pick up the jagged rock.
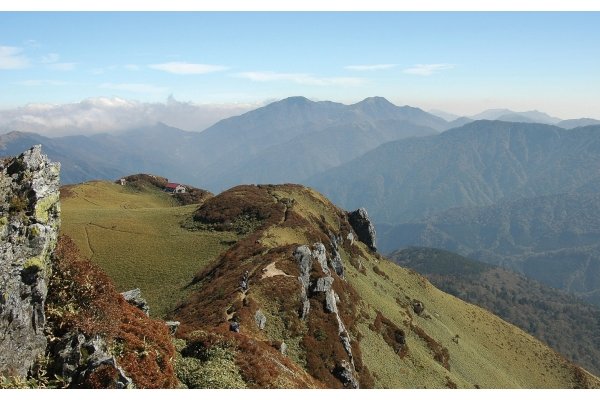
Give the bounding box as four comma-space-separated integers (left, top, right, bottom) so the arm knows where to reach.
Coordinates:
279, 341, 288, 355
294, 246, 312, 319
325, 290, 338, 314
412, 300, 425, 315
52, 332, 132, 388
331, 250, 345, 278
229, 321, 240, 333
0, 145, 60, 378
294, 245, 312, 290
347, 208, 377, 251
346, 232, 354, 245
339, 332, 353, 361
165, 321, 180, 335
121, 288, 150, 316
314, 276, 334, 293
255, 310, 267, 330
333, 360, 359, 389
312, 242, 329, 274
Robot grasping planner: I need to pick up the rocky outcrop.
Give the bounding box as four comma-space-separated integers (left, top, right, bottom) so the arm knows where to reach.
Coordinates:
294, 245, 313, 319
0, 145, 60, 378
121, 288, 150, 316
347, 208, 377, 251
293, 242, 359, 388
51, 332, 132, 388
333, 360, 359, 389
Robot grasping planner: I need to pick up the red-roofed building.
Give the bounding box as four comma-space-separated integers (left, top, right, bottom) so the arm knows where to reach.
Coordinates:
165, 182, 186, 194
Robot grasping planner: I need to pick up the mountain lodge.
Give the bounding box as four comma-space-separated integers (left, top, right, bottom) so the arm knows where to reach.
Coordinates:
165, 183, 186, 193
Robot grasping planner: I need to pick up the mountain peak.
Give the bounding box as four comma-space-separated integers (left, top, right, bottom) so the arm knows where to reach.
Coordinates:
354, 96, 396, 108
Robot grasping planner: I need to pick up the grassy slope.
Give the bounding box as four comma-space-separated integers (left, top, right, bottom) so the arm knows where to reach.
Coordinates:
388, 247, 600, 376
60, 181, 600, 388
194, 184, 599, 388
60, 181, 235, 317
346, 251, 596, 388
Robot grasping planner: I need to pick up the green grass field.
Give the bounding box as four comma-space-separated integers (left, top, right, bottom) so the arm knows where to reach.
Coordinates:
60, 181, 236, 317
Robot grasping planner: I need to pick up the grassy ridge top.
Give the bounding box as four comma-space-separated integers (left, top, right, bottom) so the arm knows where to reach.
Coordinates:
60, 180, 235, 317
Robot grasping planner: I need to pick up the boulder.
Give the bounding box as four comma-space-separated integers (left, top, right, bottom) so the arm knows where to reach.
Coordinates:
412, 300, 425, 316
254, 310, 267, 330
165, 321, 181, 335
121, 288, 150, 316
347, 208, 377, 251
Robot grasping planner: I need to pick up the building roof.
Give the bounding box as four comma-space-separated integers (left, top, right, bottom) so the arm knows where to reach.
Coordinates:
165, 183, 183, 189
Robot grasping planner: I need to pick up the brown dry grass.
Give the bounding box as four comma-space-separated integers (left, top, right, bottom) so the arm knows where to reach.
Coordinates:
47, 236, 178, 388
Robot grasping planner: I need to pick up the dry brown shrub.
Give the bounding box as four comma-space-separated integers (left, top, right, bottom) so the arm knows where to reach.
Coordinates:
369, 312, 408, 358
48, 236, 177, 388
410, 323, 450, 370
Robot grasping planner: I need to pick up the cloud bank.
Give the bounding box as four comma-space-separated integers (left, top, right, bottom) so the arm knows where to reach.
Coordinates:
0, 96, 258, 137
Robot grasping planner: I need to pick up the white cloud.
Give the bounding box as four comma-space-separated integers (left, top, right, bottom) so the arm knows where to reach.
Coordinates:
402, 63, 455, 76
0, 96, 259, 136
0, 46, 29, 69
100, 82, 168, 95
235, 71, 364, 86
344, 64, 397, 71
149, 62, 228, 75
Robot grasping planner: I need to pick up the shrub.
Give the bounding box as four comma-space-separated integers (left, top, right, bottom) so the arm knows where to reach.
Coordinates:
46, 236, 178, 388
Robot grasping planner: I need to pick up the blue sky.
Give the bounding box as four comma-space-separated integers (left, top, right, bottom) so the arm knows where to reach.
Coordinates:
1, 12, 599, 119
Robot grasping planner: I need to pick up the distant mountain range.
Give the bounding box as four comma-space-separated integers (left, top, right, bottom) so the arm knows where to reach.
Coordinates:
307, 121, 600, 223
0, 96, 452, 190
380, 192, 600, 307
388, 246, 600, 376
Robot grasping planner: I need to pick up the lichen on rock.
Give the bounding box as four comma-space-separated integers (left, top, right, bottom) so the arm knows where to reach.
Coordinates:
0, 145, 60, 379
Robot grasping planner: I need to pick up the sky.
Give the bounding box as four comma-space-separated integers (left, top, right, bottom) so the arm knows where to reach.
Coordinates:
1, 11, 600, 134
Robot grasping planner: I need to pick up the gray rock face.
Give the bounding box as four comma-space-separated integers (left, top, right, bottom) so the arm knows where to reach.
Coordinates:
333, 360, 359, 389
293, 242, 358, 387
347, 208, 377, 251
311, 242, 329, 274
0, 145, 60, 378
314, 276, 334, 293
52, 332, 132, 388
254, 309, 267, 330
121, 288, 150, 316
294, 245, 312, 319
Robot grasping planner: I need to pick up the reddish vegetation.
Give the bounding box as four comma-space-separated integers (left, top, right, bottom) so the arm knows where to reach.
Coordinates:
120, 173, 213, 205
373, 265, 389, 279
369, 312, 408, 358
58, 185, 76, 199
193, 184, 280, 227
47, 236, 178, 388
410, 323, 450, 370
173, 184, 375, 388
180, 328, 322, 388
